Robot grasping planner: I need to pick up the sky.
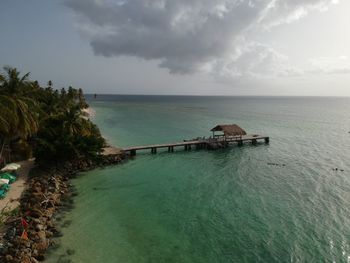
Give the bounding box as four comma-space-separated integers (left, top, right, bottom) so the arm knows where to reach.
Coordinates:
1, 0, 350, 96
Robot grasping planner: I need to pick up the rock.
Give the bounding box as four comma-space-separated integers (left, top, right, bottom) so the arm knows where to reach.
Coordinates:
21, 255, 32, 263
46, 220, 54, 228
32, 218, 41, 224
5, 254, 13, 261
45, 231, 53, 238
24, 240, 32, 248
52, 229, 62, 238
0, 156, 127, 262
30, 209, 42, 218
43, 208, 55, 218
37, 231, 46, 243
32, 241, 48, 252
35, 253, 45, 261
35, 224, 44, 231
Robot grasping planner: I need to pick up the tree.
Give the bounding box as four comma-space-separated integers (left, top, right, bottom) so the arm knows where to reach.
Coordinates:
0, 67, 40, 161
0, 66, 105, 166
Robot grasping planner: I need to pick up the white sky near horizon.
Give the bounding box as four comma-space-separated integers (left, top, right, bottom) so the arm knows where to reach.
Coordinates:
0, 0, 350, 96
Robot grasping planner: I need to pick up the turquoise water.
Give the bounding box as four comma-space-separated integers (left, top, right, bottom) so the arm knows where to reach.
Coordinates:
46, 96, 350, 262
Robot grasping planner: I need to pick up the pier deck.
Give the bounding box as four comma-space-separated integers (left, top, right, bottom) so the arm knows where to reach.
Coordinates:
122, 135, 269, 156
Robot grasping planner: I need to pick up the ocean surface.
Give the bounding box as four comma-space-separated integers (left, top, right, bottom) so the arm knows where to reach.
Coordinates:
46, 95, 350, 263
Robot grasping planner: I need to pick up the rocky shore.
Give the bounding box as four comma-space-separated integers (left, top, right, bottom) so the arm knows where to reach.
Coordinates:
0, 154, 125, 263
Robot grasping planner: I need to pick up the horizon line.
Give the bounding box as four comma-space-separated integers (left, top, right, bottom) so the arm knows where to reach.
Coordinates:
84, 93, 350, 98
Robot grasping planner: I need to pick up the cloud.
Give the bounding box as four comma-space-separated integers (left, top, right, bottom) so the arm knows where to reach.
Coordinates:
306, 56, 350, 75
258, 0, 339, 28
206, 40, 300, 82
64, 0, 339, 79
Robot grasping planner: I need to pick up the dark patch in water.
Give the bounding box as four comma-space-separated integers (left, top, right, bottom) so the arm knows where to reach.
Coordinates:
267, 162, 286, 167
332, 168, 345, 172
61, 204, 75, 212
93, 187, 110, 191
116, 182, 148, 189
62, 220, 72, 228
92, 182, 148, 191
57, 254, 72, 263
50, 240, 61, 249
66, 249, 75, 256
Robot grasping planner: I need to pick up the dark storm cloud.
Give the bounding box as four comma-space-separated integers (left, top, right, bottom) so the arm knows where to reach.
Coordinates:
64, 0, 338, 77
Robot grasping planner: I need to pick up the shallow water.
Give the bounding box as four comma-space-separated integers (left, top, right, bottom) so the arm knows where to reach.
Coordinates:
46, 96, 350, 262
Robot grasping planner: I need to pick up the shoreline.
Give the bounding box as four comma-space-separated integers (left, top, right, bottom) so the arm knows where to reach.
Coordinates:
82, 107, 96, 119
0, 109, 127, 263
0, 160, 34, 213
0, 155, 126, 262
0, 69, 129, 262
0, 103, 128, 262
85, 106, 123, 155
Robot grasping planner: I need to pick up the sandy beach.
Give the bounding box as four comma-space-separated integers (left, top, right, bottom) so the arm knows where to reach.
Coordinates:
82, 107, 96, 119
0, 160, 34, 212
102, 146, 123, 155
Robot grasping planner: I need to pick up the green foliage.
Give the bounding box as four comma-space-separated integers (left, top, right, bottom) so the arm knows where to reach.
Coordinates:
34, 111, 105, 165
0, 66, 105, 165
0, 67, 40, 139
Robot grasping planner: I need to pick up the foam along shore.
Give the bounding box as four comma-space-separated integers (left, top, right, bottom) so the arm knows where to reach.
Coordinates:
0, 159, 34, 213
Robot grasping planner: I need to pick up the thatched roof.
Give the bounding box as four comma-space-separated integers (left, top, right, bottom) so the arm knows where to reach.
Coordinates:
211, 124, 247, 136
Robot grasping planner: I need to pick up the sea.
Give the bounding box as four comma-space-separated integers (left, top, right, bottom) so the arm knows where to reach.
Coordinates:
45, 95, 350, 263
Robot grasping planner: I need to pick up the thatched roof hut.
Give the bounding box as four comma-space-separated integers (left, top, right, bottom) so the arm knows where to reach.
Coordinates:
211, 124, 247, 137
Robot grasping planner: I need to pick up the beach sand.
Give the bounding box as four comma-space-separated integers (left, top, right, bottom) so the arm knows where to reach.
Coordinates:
82, 107, 96, 119
102, 146, 123, 155
0, 159, 34, 212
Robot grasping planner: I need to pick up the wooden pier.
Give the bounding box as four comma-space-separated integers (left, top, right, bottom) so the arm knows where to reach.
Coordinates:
122, 134, 269, 156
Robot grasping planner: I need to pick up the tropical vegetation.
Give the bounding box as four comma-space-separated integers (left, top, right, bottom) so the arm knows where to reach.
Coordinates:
0, 66, 105, 166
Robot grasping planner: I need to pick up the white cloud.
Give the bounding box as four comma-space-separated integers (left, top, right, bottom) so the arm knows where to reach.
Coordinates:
307, 56, 350, 74
258, 0, 339, 28
64, 0, 340, 80
207, 40, 299, 82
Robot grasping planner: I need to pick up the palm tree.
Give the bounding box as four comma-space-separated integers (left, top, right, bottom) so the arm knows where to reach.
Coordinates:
0, 67, 40, 161
0, 67, 31, 94
61, 105, 91, 136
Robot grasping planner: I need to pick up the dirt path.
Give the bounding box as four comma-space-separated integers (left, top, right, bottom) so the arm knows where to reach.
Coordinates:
0, 159, 34, 212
